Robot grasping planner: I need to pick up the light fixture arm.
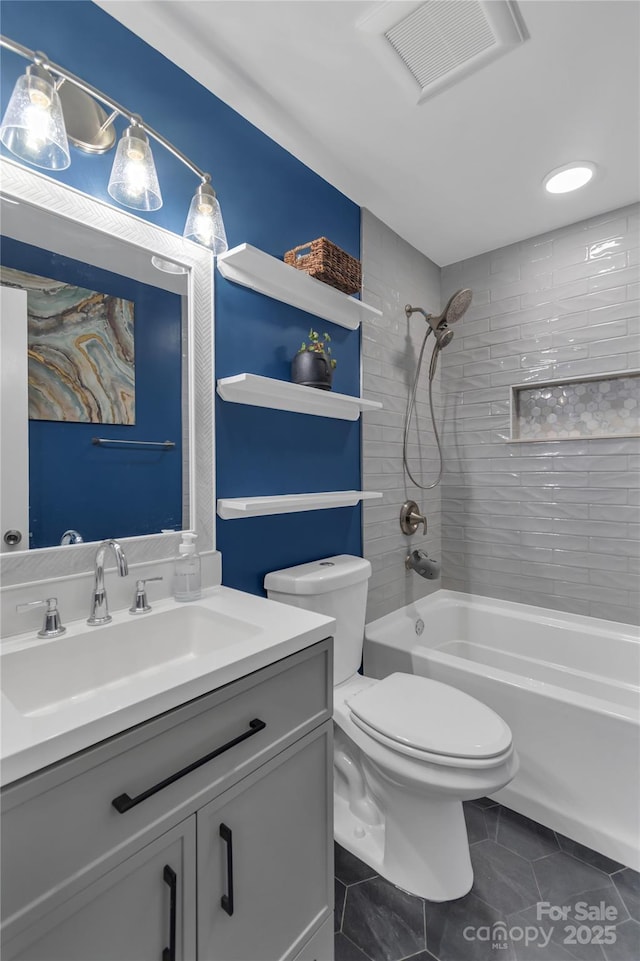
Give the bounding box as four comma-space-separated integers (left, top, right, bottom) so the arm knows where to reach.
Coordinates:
0, 33, 211, 185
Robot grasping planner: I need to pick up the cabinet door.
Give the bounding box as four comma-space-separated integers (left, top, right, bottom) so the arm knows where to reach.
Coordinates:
2, 819, 196, 961
197, 723, 332, 961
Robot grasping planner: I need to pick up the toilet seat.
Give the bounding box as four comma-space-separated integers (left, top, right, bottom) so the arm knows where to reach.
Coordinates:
346, 673, 513, 764
348, 714, 514, 769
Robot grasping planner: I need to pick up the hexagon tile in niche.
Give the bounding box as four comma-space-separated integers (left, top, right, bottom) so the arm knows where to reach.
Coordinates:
513, 373, 639, 441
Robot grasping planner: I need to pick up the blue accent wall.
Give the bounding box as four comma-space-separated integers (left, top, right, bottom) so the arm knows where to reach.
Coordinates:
1, 236, 182, 549
1, 1, 362, 594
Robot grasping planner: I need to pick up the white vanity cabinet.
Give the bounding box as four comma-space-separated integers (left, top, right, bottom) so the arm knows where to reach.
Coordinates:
197, 728, 331, 961
4, 820, 197, 961
1, 639, 333, 961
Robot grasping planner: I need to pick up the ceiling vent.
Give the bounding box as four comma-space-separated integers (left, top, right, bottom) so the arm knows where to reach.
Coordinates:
357, 1, 528, 104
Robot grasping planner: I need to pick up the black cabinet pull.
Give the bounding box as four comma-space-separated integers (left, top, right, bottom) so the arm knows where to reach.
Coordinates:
219, 823, 234, 916
162, 865, 177, 961
112, 718, 266, 814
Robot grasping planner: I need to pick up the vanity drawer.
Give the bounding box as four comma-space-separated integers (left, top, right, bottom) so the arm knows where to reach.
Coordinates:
1, 639, 331, 931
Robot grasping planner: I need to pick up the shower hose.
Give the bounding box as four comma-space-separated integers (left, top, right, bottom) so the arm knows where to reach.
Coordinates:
402, 328, 444, 490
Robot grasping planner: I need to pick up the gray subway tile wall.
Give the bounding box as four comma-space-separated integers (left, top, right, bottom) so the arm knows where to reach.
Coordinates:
361, 210, 442, 623
440, 204, 639, 624
361, 204, 639, 625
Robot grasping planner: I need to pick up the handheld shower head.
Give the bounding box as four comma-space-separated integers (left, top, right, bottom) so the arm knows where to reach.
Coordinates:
403, 288, 473, 491
404, 288, 472, 348
433, 325, 453, 349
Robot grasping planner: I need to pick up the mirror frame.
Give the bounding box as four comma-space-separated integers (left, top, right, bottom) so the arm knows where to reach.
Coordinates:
0, 157, 215, 587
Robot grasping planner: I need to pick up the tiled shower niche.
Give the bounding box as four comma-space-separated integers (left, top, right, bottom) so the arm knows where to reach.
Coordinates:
511, 371, 640, 442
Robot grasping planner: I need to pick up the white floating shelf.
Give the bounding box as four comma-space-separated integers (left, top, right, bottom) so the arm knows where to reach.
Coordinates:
217, 491, 383, 520
216, 243, 382, 330
217, 373, 382, 421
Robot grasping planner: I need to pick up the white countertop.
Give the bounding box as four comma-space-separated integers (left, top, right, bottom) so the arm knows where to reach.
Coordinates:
1, 586, 334, 786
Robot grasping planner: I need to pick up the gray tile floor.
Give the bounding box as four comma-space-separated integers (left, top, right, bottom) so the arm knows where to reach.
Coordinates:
334, 799, 640, 961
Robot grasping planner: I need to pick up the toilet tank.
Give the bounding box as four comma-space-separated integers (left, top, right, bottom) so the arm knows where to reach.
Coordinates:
264, 555, 371, 685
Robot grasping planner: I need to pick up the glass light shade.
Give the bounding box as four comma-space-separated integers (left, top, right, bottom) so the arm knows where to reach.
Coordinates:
0, 69, 70, 170
107, 126, 162, 211
183, 182, 228, 255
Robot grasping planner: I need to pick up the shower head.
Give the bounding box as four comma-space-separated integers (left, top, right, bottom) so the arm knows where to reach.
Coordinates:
433, 325, 453, 349
442, 288, 473, 325
404, 287, 472, 348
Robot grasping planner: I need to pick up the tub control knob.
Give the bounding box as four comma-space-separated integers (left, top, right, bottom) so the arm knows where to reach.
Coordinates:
400, 501, 427, 535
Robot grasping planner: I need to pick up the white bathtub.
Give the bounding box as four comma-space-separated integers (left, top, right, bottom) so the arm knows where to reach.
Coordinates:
364, 590, 640, 870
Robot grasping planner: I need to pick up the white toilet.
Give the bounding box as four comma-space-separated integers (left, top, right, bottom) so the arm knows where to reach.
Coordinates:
264, 554, 518, 902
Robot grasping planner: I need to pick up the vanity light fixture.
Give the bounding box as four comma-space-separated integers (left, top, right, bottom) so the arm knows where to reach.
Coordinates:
543, 161, 597, 195
183, 180, 227, 251
0, 62, 70, 170
0, 35, 228, 254
107, 123, 162, 212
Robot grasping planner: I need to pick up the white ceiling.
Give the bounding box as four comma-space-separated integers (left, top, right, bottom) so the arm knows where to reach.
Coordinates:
99, 0, 640, 266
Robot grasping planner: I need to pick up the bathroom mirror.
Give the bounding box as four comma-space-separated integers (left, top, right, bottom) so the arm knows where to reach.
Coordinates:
0, 158, 215, 586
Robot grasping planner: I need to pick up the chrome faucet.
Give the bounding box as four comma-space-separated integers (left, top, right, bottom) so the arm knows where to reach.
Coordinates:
88, 539, 129, 626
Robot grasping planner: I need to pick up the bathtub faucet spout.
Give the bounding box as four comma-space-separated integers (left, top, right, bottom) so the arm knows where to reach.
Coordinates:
405, 550, 440, 580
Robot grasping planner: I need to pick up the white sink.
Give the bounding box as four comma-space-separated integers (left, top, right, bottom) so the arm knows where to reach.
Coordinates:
2, 605, 260, 717
1, 585, 335, 786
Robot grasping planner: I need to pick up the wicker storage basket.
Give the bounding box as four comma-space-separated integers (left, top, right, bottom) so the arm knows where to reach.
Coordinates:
284, 237, 361, 295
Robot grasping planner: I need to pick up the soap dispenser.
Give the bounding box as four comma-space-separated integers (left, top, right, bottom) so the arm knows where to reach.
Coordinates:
173, 531, 202, 601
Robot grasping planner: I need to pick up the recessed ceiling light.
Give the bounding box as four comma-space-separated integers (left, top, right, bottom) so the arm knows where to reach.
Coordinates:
543, 162, 597, 194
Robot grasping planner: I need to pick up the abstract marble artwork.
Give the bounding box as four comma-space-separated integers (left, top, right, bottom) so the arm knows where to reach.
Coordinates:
1, 266, 135, 424
512, 373, 639, 441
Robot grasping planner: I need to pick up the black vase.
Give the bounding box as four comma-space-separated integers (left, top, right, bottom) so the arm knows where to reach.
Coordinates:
291, 350, 333, 390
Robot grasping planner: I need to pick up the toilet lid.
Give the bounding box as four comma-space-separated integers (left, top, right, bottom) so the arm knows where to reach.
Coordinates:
346, 673, 512, 759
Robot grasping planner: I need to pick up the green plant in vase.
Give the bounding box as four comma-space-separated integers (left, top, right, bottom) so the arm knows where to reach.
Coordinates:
291, 329, 337, 390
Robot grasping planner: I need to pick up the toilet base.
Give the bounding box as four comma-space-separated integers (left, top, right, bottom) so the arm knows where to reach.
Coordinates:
334, 790, 474, 902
